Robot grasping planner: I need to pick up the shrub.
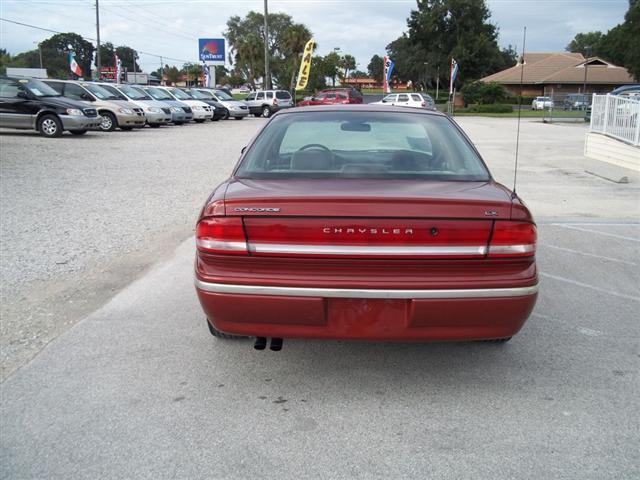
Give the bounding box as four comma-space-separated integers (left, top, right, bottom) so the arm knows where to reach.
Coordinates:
461, 81, 508, 104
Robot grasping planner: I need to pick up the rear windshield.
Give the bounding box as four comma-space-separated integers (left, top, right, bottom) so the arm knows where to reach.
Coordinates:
275, 91, 291, 99
236, 111, 489, 181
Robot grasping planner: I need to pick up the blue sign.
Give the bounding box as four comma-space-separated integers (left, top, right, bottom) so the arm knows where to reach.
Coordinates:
199, 38, 225, 64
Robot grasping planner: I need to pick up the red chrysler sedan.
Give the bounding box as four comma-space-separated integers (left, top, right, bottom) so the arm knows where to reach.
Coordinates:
195, 105, 537, 350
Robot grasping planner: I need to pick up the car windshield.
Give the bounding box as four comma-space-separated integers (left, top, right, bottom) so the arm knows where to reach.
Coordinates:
188, 89, 209, 100
22, 79, 60, 97
169, 88, 192, 100
145, 87, 173, 100
214, 89, 233, 100
98, 84, 128, 100
82, 83, 120, 100
236, 111, 490, 181
194, 89, 215, 99
118, 85, 151, 100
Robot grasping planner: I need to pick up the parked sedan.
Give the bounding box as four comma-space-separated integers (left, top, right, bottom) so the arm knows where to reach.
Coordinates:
183, 88, 227, 120
193, 88, 249, 119
195, 105, 538, 349
0, 76, 101, 137
160, 87, 214, 123
371, 92, 434, 109
44, 80, 145, 131
531, 96, 553, 110
142, 87, 190, 124
298, 88, 364, 107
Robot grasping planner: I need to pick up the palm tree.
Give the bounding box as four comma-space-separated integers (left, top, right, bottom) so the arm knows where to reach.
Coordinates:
281, 23, 312, 91
340, 54, 357, 81
236, 33, 263, 87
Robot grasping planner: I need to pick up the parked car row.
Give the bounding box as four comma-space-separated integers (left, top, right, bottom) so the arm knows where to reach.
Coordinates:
0, 75, 271, 137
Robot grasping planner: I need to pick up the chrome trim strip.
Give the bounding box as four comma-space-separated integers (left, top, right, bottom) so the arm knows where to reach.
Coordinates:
196, 239, 246, 251
195, 279, 539, 299
247, 243, 487, 256
488, 244, 536, 255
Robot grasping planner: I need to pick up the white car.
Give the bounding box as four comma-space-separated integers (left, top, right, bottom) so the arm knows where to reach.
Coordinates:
531, 96, 553, 110
371, 92, 434, 109
160, 87, 214, 122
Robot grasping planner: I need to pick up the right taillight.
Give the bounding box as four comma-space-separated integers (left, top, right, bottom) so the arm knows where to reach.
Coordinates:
196, 217, 247, 255
488, 221, 537, 258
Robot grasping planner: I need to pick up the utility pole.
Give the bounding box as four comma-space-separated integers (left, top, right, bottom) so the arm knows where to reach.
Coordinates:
33, 41, 42, 69
436, 65, 440, 100
95, 0, 101, 79
160, 56, 164, 85
263, 0, 270, 90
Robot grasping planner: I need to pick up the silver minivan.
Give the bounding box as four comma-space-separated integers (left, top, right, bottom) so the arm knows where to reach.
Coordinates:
244, 90, 293, 118
194, 89, 249, 120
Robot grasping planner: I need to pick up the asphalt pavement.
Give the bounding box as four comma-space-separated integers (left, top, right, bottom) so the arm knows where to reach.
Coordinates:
1, 116, 639, 479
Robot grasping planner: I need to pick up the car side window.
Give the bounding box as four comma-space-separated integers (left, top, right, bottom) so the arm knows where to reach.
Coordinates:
315, 93, 326, 100
411, 94, 422, 101
266, 92, 273, 99
398, 94, 409, 102
64, 84, 86, 101
382, 95, 396, 103
337, 93, 347, 100
256, 92, 264, 100
0, 79, 21, 98
325, 93, 336, 99
246, 93, 255, 101
45, 82, 64, 95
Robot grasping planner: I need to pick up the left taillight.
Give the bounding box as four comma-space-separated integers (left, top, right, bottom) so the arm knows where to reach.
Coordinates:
196, 217, 247, 255
488, 221, 537, 258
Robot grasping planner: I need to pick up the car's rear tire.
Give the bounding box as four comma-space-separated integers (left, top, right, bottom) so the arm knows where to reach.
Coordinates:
234, 116, 244, 120
37, 114, 63, 138
206, 318, 244, 339
262, 106, 272, 118
174, 121, 184, 126
195, 119, 205, 123
120, 126, 133, 131
149, 123, 161, 128
254, 113, 262, 118
99, 112, 117, 132
69, 129, 88, 135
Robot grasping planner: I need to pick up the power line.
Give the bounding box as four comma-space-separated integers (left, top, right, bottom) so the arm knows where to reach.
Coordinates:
0, 17, 197, 64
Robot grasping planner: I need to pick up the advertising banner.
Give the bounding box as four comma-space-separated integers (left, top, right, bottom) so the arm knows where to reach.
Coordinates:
295, 39, 315, 91
199, 38, 225, 65
383, 56, 395, 94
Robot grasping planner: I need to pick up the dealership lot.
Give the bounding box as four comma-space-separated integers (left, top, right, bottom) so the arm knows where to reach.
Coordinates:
1, 117, 639, 478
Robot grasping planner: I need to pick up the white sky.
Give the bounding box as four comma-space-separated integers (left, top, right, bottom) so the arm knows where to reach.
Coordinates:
0, 0, 629, 73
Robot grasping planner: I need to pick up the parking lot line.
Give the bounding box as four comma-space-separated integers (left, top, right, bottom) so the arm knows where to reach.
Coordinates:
539, 244, 638, 266
539, 271, 640, 302
550, 224, 640, 242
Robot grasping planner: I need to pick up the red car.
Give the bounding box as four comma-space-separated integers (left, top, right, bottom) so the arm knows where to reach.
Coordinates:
297, 88, 364, 106
195, 105, 538, 350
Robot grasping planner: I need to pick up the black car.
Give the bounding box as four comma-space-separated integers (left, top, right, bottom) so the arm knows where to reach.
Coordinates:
0, 76, 102, 137
183, 88, 227, 121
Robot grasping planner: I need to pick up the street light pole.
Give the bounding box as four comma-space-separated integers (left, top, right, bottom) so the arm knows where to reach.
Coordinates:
582, 46, 591, 97
436, 65, 440, 100
33, 41, 42, 69
95, 0, 101, 79
423, 61, 428, 93
263, 0, 270, 90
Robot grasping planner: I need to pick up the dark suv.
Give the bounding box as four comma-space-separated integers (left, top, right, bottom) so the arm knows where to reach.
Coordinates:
0, 76, 101, 137
298, 87, 364, 107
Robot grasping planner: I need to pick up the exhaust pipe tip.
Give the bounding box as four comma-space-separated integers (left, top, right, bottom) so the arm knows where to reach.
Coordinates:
254, 337, 267, 350
270, 338, 283, 351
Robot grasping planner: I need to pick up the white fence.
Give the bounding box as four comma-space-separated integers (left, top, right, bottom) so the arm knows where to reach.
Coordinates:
589, 94, 640, 146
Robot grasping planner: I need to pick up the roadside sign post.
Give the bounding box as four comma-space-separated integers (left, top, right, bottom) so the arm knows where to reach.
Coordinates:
199, 38, 225, 88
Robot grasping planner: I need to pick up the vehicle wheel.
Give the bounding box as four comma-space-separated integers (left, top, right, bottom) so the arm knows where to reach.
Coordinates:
206, 318, 244, 339
149, 123, 161, 128
99, 112, 117, 132
262, 106, 272, 118
195, 119, 205, 123
37, 114, 63, 138
222, 110, 230, 120
174, 121, 184, 126
480, 337, 512, 343
235, 116, 244, 120
120, 126, 133, 131
254, 113, 262, 118
69, 129, 87, 135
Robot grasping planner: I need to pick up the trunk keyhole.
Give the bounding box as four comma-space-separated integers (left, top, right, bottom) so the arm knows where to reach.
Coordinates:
430, 227, 439, 237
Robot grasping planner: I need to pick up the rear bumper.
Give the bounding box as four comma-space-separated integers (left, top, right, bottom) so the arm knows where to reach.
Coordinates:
195, 279, 538, 341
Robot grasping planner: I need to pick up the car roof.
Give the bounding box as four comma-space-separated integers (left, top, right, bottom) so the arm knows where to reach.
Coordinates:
276, 104, 446, 117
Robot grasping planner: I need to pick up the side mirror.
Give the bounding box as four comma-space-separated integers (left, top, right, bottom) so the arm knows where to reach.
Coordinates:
80, 93, 94, 101
17, 90, 29, 99
241, 146, 247, 154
